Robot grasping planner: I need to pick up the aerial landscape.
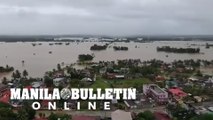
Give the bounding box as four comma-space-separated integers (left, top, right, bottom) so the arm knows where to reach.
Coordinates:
1, 0, 213, 120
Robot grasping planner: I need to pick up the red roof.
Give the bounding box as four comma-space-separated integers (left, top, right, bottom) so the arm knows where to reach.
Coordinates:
168, 87, 187, 98
154, 112, 171, 120
73, 115, 100, 120
0, 90, 10, 103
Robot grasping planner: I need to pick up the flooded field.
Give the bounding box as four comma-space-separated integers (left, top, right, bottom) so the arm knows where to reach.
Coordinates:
0, 41, 213, 78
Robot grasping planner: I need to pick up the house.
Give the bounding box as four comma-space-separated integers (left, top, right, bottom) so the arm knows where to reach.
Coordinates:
124, 100, 137, 109
0, 89, 10, 103
168, 87, 187, 100
106, 72, 125, 79
155, 75, 166, 82
52, 71, 64, 78
143, 84, 168, 104
165, 80, 178, 89
31, 81, 43, 88
111, 110, 132, 120
81, 77, 93, 82
188, 76, 199, 82
193, 96, 202, 102
99, 67, 107, 74
81, 69, 91, 78
53, 78, 64, 86
72, 115, 100, 120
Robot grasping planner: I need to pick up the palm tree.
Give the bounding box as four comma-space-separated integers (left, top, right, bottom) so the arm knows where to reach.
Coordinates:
15, 70, 21, 78
2, 77, 7, 85
57, 63, 61, 71
12, 72, 16, 79
23, 70, 28, 78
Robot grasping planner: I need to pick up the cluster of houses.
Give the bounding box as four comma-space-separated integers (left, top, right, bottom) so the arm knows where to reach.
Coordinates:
1, 58, 213, 120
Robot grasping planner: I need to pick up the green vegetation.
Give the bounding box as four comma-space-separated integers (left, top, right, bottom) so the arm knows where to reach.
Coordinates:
0, 108, 17, 120
12, 70, 21, 79
110, 78, 151, 88
0, 102, 35, 120
0, 102, 13, 108
113, 46, 128, 51
91, 78, 111, 90
22, 70, 28, 78
44, 76, 53, 87
157, 46, 200, 53
136, 110, 155, 120
190, 113, 213, 120
167, 104, 195, 120
183, 85, 203, 96
90, 44, 108, 50
0, 65, 14, 73
78, 54, 94, 61
17, 109, 29, 120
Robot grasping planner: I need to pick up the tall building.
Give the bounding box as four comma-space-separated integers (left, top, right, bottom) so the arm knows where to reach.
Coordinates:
143, 84, 168, 104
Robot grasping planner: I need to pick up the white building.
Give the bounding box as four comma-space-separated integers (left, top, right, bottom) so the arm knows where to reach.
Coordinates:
143, 84, 168, 104
53, 78, 64, 86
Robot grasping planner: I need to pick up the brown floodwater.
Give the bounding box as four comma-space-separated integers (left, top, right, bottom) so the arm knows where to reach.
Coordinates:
0, 41, 213, 78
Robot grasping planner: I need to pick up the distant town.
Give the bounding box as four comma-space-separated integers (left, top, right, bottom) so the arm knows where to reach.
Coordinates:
1, 35, 213, 42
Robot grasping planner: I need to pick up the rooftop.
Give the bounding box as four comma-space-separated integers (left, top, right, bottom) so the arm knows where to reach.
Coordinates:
168, 87, 187, 97
111, 110, 132, 120
150, 85, 165, 93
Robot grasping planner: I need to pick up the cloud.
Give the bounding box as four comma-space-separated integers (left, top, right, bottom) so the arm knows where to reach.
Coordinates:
0, 0, 213, 36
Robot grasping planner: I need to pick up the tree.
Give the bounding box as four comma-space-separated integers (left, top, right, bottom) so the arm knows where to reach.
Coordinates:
44, 76, 53, 87
22, 70, 28, 78
23, 102, 36, 120
57, 64, 61, 71
78, 54, 94, 61
136, 110, 155, 120
15, 70, 21, 78
0, 108, 17, 120
12, 72, 16, 79
17, 109, 28, 120
48, 113, 58, 120
2, 77, 7, 85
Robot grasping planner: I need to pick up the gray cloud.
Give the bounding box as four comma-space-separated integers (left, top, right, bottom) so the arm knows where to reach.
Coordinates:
0, 0, 213, 36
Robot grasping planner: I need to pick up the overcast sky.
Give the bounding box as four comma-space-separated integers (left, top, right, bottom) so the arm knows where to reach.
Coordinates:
0, 0, 213, 36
